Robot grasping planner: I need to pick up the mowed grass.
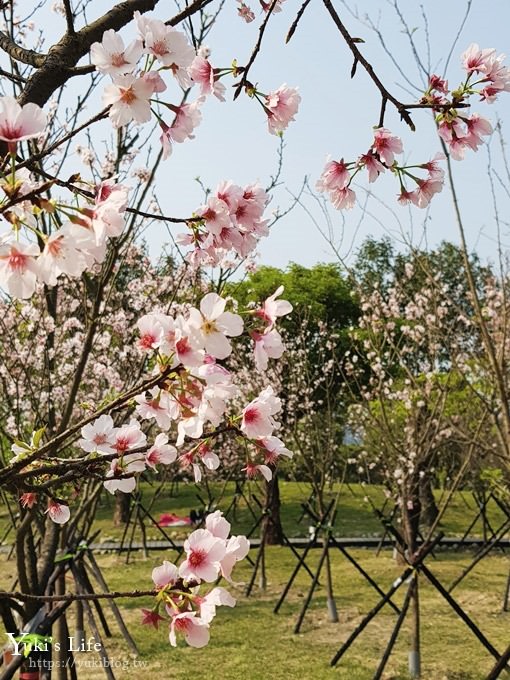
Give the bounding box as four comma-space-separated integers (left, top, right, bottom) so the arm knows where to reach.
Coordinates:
84, 481, 508, 544
0, 547, 507, 679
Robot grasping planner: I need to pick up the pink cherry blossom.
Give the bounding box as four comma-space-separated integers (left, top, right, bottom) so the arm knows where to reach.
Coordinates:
265, 84, 301, 135
0, 96, 47, 151
135, 388, 175, 429
241, 386, 281, 438
47, 500, 71, 525
316, 159, 350, 192
413, 178, 444, 208
112, 418, 147, 454
142, 71, 167, 95
358, 153, 385, 183
189, 56, 226, 101
169, 612, 209, 648
0, 241, 40, 299
220, 534, 250, 581
257, 435, 293, 464
79, 414, 116, 454
168, 99, 204, 143
102, 75, 153, 128
145, 434, 177, 469
205, 510, 231, 540
152, 560, 178, 588
90, 29, 143, 76
464, 113, 492, 150
253, 328, 285, 371
196, 197, 231, 236
421, 152, 446, 180
188, 293, 243, 360
38, 225, 88, 286
103, 453, 146, 494
137, 313, 164, 351
20, 492, 37, 509
259, 285, 293, 326
179, 528, 226, 582
329, 186, 356, 210
198, 587, 235, 624
372, 127, 403, 166
237, 1, 255, 22
159, 99, 204, 158
461, 43, 496, 74
242, 462, 273, 482
144, 22, 194, 87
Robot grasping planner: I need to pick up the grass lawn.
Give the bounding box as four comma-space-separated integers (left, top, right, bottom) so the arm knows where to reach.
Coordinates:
1, 547, 507, 679
87, 481, 508, 544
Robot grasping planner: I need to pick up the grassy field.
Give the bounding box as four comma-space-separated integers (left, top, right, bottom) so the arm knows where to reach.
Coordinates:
0, 548, 507, 679
87, 481, 508, 544
0, 483, 508, 678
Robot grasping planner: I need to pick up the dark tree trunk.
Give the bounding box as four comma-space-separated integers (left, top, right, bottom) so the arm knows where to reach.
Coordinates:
113, 492, 131, 526
403, 473, 422, 678
264, 473, 284, 545
419, 474, 439, 528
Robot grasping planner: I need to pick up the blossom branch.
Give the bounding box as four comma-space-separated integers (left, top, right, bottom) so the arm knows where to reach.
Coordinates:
233, 0, 280, 100
0, 31, 46, 67
322, 0, 417, 130
62, 0, 76, 35
286, 0, 314, 44
0, 367, 172, 484
0, 589, 157, 602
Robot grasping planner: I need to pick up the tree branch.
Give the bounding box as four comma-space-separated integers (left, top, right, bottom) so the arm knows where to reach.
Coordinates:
0, 31, 46, 67
322, 0, 416, 130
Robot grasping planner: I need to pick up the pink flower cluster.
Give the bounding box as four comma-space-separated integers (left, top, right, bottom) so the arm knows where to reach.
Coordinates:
316, 127, 443, 210
179, 180, 270, 267
43, 289, 293, 507
317, 44, 510, 212
0, 164, 130, 298
91, 13, 215, 151
143, 511, 249, 648
250, 285, 293, 371
426, 45, 509, 160
92, 13, 300, 148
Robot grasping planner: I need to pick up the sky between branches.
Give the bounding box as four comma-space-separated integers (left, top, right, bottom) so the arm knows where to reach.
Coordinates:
31, 0, 510, 270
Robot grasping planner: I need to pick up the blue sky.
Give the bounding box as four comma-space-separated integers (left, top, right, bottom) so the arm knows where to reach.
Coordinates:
141, 0, 510, 271
12, 0, 510, 271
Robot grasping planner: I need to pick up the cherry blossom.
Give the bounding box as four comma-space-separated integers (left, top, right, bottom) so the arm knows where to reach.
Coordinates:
145, 433, 177, 469
372, 127, 403, 166
253, 328, 285, 371
90, 29, 143, 76
237, 1, 255, 22
219, 534, 250, 580
79, 414, 116, 454
0, 96, 47, 151
258, 286, 293, 326
112, 418, 147, 454
189, 56, 226, 101
179, 528, 226, 582
102, 75, 153, 128
20, 492, 37, 509
241, 386, 281, 438
316, 159, 350, 193
142, 20, 194, 87
103, 453, 146, 494
152, 560, 179, 588
188, 293, 243, 359
265, 84, 301, 135
0, 241, 40, 299
46, 500, 71, 525
169, 612, 209, 648
198, 587, 236, 623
